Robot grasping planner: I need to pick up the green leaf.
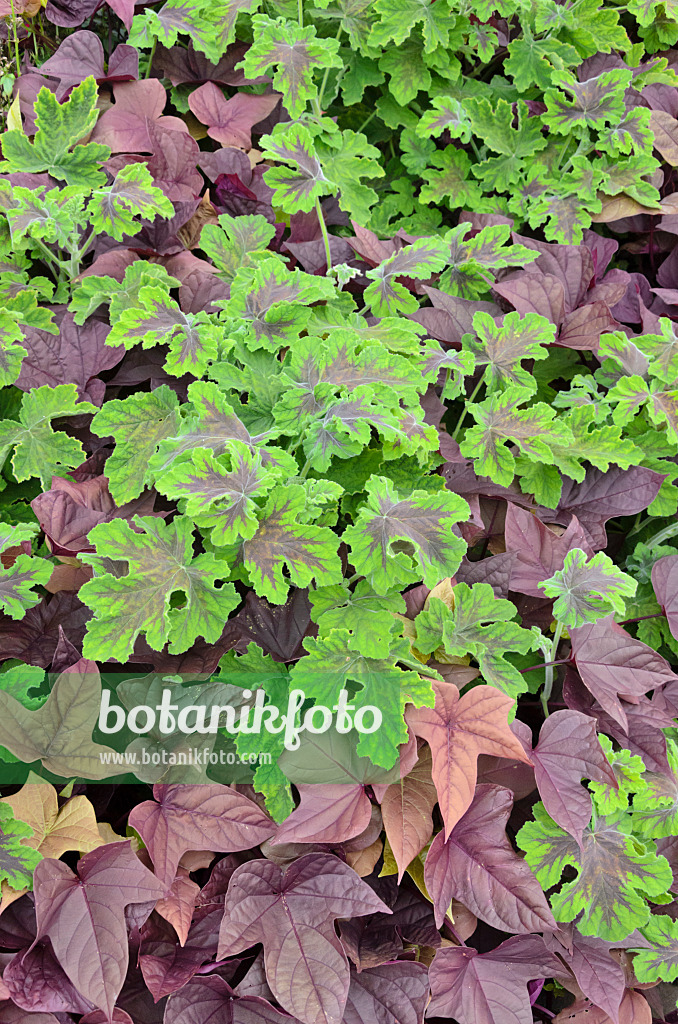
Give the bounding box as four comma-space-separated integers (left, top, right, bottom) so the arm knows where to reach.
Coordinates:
0, 384, 95, 489
239, 15, 342, 117
414, 585, 535, 699
238, 484, 343, 603
6, 185, 85, 247
90, 386, 181, 503
543, 69, 631, 135
108, 285, 220, 378
0, 290, 56, 387
290, 630, 435, 767
0, 78, 109, 187
0, 521, 51, 620
0, 801, 42, 890
80, 515, 240, 662
589, 735, 647, 816
505, 36, 580, 92
632, 916, 678, 983
157, 441, 280, 545
70, 261, 181, 326
538, 548, 637, 628
459, 385, 573, 487
370, 0, 452, 52
378, 39, 432, 106
635, 318, 678, 385
549, 404, 644, 481
317, 129, 385, 223
419, 146, 483, 208
518, 803, 672, 941
199, 214, 276, 285
468, 99, 549, 189
343, 474, 469, 594
364, 236, 450, 316
309, 580, 406, 659
260, 123, 331, 214
463, 310, 555, 392
88, 163, 174, 242
416, 96, 472, 141
631, 740, 678, 839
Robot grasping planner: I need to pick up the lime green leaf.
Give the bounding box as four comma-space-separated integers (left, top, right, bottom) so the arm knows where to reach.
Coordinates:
632, 916, 678, 983
378, 40, 432, 106
539, 549, 637, 628
309, 580, 406, 659
88, 163, 174, 242
518, 803, 672, 941
200, 214, 276, 285
416, 96, 472, 141
0, 383, 95, 488
464, 310, 555, 392
370, 0, 452, 52
0, 521, 51, 620
419, 146, 483, 208
364, 236, 450, 316
543, 69, 631, 135
0, 78, 109, 187
589, 736, 647, 816
0, 801, 42, 889
69, 261, 181, 326
505, 36, 580, 91
343, 474, 469, 594
80, 515, 240, 662
260, 123, 330, 214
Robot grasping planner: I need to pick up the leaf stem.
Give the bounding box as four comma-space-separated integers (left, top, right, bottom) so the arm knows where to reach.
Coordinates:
518, 657, 571, 675
357, 109, 377, 135
451, 376, 484, 440
541, 620, 564, 717
644, 520, 678, 549
315, 196, 332, 274
9, 0, 21, 76
298, 457, 312, 479
145, 37, 157, 79
317, 21, 343, 110
297, 0, 304, 26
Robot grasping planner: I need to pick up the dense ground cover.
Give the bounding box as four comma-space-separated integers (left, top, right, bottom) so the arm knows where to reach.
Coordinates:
4, 0, 678, 1021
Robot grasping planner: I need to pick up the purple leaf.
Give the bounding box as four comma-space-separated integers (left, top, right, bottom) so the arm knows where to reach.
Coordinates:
427, 934, 569, 1024
37, 31, 137, 100
0, 1005, 63, 1024
424, 783, 557, 932
45, 0, 99, 27
652, 554, 678, 643
525, 711, 618, 842
493, 271, 566, 323
545, 927, 626, 1023
454, 551, 516, 598
570, 616, 674, 729
511, 235, 594, 311
339, 880, 440, 972
90, 80, 189, 153
153, 41, 253, 87
557, 301, 619, 351
15, 313, 124, 406
551, 466, 665, 549
31, 475, 159, 556
217, 853, 391, 1024
228, 587, 316, 662
128, 784, 275, 888
106, 123, 203, 203
164, 973, 302, 1024
188, 83, 281, 147
4, 940, 94, 1014
272, 785, 373, 846
505, 503, 593, 598
0, 592, 90, 668
139, 909, 222, 1000
343, 962, 429, 1024
32, 842, 165, 1020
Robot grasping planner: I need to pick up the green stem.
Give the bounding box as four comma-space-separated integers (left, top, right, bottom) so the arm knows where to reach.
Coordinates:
31, 237, 66, 276
298, 457, 313, 479
315, 196, 332, 274
317, 21, 343, 111
469, 137, 482, 161
451, 376, 484, 440
541, 620, 564, 718
645, 521, 678, 548
9, 0, 20, 76
297, 0, 304, 25
145, 37, 157, 79
357, 109, 377, 135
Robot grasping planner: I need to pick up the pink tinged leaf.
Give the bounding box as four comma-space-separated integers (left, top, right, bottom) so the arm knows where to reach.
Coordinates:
493, 272, 566, 324
105, 0, 136, 29
545, 929, 626, 1023
217, 853, 391, 1024
31, 841, 166, 1020
155, 869, 201, 946
0, 1005, 63, 1024
652, 553, 678, 642
428, 935, 569, 1024
164, 973, 303, 1024
90, 80, 189, 153
527, 710, 618, 842
379, 743, 436, 880
127, 783, 275, 888
558, 301, 618, 351
505, 503, 593, 598
406, 680, 532, 839
569, 615, 675, 730
476, 718, 537, 800
424, 784, 557, 932
271, 784, 373, 846
343, 962, 429, 1024
139, 910, 222, 1000
188, 83, 281, 147
4, 940, 95, 1014
81, 1011, 135, 1024
553, 466, 664, 550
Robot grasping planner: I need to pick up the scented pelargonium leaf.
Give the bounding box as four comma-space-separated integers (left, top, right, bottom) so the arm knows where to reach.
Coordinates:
79, 515, 240, 661
0, 291, 57, 388
70, 260, 180, 325
0, 77, 109, 187
413, 584, 536, 699
217, 853, 391, 1024
631, 739, 678, 840
369, 0, 452, 51
465, 98, 549, 189
407, 679, 532, 839
0, 521, 51, 620
128, 783, 274, 888
238, 484, 343, 604
364, 237, 450, 317
518, 803, 672, 941
108, 285, 220, 378
417, 96, 472, 141
0, 801, 43, 890
33, 841, 166, 1020
200, 214, 276, 285
291, 630, 435, 767
424, 784, 557, 933
238, 15, 343, 117
459, 385, 574, 487
543, 69, 631, 136
156, 441, 281, 546
632, 915, 678, 983
87, 163, 174, 242
90, 385, 181, 503
463, 311, 555, 392
260, 124, 330, 214
318, 129, 385, 223
539, 548, 637, 628
309, 580, 406, 659
343, 475, 469, 594
589, 736, 647, 815
0, 383, 96, 489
